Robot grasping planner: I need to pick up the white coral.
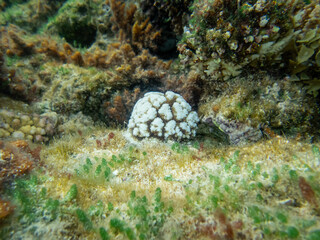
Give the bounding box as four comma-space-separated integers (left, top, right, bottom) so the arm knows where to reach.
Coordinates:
164, 120, 177, 139
150, 117, 164, 137
158, 103, 173, 121
127, 91, 199, 141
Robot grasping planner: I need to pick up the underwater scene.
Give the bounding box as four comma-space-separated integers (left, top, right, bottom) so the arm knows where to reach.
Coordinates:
0, 0, 320, 239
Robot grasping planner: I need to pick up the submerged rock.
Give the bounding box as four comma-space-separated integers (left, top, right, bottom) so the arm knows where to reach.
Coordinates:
199, 115, 262, 146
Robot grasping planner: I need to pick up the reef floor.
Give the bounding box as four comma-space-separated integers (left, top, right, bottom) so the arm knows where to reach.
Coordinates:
1, 126, 320, 239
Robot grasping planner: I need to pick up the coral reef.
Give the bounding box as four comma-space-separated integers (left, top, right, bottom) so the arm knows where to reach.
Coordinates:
0, 139, 41, 187
178, 0, 320, 96
39, 64, 110, 118
0, 8, 171, 124
197, 75, 320, 141
0, 0, 174, 128
36, 41, 170, 124
0, 0, 66, 33
107, 0, 162, 53
138, 0, 193, 57
38, 63, 144, 125
1, 1, 320, 239
45, 0, 101, 48
0, 51, 5, 90
0, 26, 45, 102
0, 30, 168, 126
107, 0, 137, 41
139, 0, 193, 36
103, 88, 141, 124
84, 43, 171, 88
43, 0, 165, 54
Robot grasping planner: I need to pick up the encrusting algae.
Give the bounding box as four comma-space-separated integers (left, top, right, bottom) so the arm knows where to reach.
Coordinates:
0, 0, 320, 239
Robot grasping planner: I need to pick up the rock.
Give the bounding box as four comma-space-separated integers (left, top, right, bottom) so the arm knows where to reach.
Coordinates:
11, 118, 21, 129
0, 129, 10, 138
20, 115, 31, 125
11, 131, 25, 139
199, 115, 263, 146
20, 125, 32, 134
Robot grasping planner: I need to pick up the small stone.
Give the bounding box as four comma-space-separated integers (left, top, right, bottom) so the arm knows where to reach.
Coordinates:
271, 25, 280, 33
32, 116, 40, 125
35, 127, 46, 135
247, 35, 254, 43
0, 110, 14, 122
11, 118, 21, 129
41, 112, 58, 126
30, 126, 37, 135
12, 131, 25, 139
40, 128, 46, 135
259, 15, 269, 27
36, 127, 43, 135
21, 115, 31, 125
229, 40, 238, 50
38, 118, 46, 128
45, 124, 54, 135
34, 135, 43, 142
0, 129, 10, 138
2, 123, 10, 130
20, 125, 31, 134
26, 135, 33, 141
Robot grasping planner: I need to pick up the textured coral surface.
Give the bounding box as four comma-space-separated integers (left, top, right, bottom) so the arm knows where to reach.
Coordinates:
128, 91, 199, 140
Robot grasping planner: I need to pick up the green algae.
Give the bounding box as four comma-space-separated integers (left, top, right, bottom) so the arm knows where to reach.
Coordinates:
99, 227, 110, 240
64, 184, 78, 202
1, 133, 320, 239
76, 208, 93, 231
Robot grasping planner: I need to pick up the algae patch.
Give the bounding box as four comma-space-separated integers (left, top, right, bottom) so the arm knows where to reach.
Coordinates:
1, 128, 319, 239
